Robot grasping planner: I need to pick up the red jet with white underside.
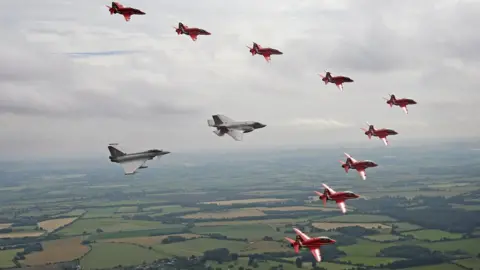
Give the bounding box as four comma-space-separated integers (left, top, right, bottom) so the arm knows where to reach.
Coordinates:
174, 22, 211, 41
284, 228, 336, 262
339, 153, 378, 180
384, 94, 417, 114
247, 42, 283, 63
318, 71, 354, 91
361, 122, 398, 146
314, 183, 359, 214
106, 2, 145, 22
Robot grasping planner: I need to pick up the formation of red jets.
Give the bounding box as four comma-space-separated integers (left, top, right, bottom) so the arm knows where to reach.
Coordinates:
104, 1, 421, 263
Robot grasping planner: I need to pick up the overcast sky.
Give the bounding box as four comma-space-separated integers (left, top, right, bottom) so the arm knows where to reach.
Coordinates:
0, 0, 479, 159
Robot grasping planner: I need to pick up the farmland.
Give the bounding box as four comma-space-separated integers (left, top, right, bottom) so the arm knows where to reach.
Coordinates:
38, 217, 78, 232
0, 143, 479, 270
23, 237, 89, 266
182, 209, 266, 219
401, 229, 463, 241
312, 222, 391, 230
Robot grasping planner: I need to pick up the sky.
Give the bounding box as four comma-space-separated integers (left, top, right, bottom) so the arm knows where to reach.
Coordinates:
0, 0, 479, 159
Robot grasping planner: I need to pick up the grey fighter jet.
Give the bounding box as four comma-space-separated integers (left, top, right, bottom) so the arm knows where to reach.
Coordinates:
108, 144, 170, 175
207, 114, 266, 141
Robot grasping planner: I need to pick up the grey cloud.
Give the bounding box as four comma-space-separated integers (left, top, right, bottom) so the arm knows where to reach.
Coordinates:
0, 0, 479, 158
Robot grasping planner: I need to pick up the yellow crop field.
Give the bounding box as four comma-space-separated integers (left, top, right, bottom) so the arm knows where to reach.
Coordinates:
101, 234, 200, 246
0, 223, 12, 229
0, 232, 44, 239
182, 209, 266, 219
38, 217, 77, 232
23, 237, 89, 266
200, 198, 288, 205
312, 222, 391, 230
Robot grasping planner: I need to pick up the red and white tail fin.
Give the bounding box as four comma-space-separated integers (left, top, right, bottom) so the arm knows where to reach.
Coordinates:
339, 160, 349, 173
106, 5, 114, 14
360, 128, 372, 139
284, 237, 300, 253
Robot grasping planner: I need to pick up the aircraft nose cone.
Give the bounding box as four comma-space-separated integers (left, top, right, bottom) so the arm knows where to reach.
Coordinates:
372, 163, 378, 167
392, 131, 398, 135
254, 123, 266, 129
163, 151, 171, 155
330, 239, 336, 244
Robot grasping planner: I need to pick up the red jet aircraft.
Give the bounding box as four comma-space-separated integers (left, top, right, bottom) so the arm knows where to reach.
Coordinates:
384, 94, 417, 114
318, 71, 354, 91
106, 2, 145, 22
361, 122, 398, 146
247, 42, 283, 63
339, 153, 378, 180
314, 183, 359, 214
174, 22, 211, 41
284, 228, 336, 262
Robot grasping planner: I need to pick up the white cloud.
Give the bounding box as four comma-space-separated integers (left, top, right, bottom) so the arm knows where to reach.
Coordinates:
288, 118, 352, 129
0, 0, 479, 158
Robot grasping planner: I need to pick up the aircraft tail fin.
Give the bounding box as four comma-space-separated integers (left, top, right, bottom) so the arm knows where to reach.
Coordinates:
179, 22, 186, 31
108, 145, 126, 157
213, 130, 225, 137
106, 5, 114, 14
339, 160, 349, 173
284, 237, 300, 253
207, 119, 215, 127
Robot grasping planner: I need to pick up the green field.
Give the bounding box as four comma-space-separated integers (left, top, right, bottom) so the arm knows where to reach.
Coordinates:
322, 214, 396, 223
82, 207, 119, 218
209, 258, 349, 270
402, 229, 463, 241
192, 224, 282, 241
406, 263, 466, 270
117, 206, 138, 213
147, 205, 200, 216
455, 258, 480, 270
81, 243, 165, 269
393, 222, 422, 232
450, 204, 480, 211
56, 218, 183, 236
154, 238, 247, 257
0, 249, 22, 268
416, 238, 480, 256
337, 256, 404, 266
364, 234, 401, 242
338, 239, 397, 257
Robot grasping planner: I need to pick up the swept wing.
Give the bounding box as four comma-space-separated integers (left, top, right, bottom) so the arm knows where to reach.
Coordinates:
120, 159, 149, 175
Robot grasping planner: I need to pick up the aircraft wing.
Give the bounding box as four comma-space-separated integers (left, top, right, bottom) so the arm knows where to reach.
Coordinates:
336, 200, 347, 213
212, 114, 233, 125
344, 153, 357, 163
190, 34, 198, 41
123, 14, 131, 21
381, 137, 388, 146
356, 169, 367, 180
335, 83, 344, 91
293, 228, 310, 242
227, 129, 243, 141
310, 248, 322, 262
322, 183, 335, 194
401, 106, 408, 114
120, 159, 148, 175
